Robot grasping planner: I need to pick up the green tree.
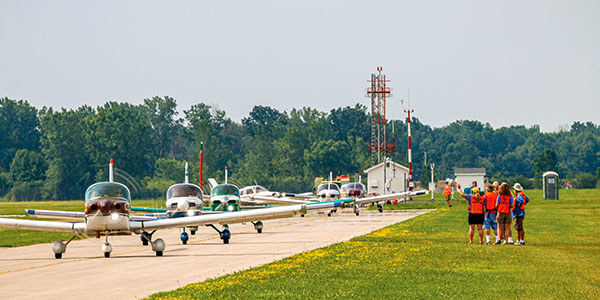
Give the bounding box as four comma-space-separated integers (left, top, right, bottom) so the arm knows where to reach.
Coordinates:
0, 98, 41, 171
40, 107, 94, 199
574, 173, 598, 189
9, 149, 47, 183
86, 102, 154, 183
143, 96, 181, 159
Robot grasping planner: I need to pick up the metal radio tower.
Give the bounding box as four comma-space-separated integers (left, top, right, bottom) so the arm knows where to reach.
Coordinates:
366, 67, 395, 166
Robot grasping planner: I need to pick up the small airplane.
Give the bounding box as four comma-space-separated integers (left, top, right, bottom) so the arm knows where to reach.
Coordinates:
341, 182, 367, 198
0, 159, 346, 259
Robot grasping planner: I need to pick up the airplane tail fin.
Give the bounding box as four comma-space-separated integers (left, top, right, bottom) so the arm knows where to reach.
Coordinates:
185, 162, 189, 184
208, 178, 218, 189
109, 159, 114, 182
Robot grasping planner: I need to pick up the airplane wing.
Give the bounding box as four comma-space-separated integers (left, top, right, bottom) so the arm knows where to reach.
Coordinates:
130, 199, 348, 231
131, 206, 167, 213
0, 217, 85, 233
354, 190, 429, 206
245, 195, 312, 205
26, 209, 158, 221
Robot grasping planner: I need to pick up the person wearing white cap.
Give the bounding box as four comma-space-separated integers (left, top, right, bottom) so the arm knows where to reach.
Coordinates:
512, 183, 530, 245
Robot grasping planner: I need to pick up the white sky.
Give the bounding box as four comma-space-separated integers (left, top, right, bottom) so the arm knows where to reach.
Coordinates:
1, 0, 599, 132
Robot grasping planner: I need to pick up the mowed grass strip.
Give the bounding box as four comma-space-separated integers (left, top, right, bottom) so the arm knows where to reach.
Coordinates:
147, 189, 600, 299
0, 199, 164, 247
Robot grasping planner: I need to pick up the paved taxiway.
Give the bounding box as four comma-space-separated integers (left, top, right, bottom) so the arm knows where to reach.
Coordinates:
0, 209, 431, 299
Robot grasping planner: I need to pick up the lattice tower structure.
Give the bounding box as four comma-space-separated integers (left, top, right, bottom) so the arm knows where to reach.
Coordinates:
366, 67, 394, 165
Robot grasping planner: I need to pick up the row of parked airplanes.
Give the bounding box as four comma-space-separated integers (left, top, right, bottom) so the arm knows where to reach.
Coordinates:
0, 160, 427, 259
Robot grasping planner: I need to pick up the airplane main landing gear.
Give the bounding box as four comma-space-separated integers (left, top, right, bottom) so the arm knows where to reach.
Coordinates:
140, 231, 165, 256
252, 221, 263, 233
354, 204, 360, 216
52, 233, 80, 259
141, 230, 156, 246
152, 238, 165, 256
327, 209, 337, 217
206, 224, 231, 244
377, 202, 384, 213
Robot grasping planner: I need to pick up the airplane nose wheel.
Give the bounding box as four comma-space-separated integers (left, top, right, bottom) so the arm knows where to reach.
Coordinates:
181, 230, 189, 245
102, 232, 112, 258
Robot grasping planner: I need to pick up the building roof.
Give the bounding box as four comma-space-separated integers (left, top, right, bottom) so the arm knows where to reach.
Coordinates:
363, 160, 409, 173
454, 168, 486, 175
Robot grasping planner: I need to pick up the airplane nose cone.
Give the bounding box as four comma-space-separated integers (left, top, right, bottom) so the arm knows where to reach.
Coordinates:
99, 200, 112, 215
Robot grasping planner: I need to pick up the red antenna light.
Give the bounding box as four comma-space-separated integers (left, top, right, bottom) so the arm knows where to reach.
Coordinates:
110, 158, 114, 164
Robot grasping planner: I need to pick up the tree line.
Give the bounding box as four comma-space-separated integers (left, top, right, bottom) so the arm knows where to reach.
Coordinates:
0, 96, 598, 200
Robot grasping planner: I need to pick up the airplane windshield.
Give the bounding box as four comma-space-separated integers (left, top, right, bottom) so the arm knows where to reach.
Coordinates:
318, 183, 340, 192
167, 184, 202, 199
347, 183, 365, 190
211, 184, 240, 197
85, 182, 131, 203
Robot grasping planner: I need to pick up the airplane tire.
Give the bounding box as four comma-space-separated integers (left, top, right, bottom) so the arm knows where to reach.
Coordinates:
190, 230, 196, 235
156, 251, 163, 257
182, 240, 187, 245
223, 238, 229, 244
104, 252, 110, 258
55, 253, 62, 259
257, 229, 262, 234
142, 240, 148, 246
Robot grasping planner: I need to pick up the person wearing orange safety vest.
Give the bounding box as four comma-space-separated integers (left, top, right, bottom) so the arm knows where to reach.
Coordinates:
483, 184, 499, 245
495, 183, 514, 244
512, 183, 529, 245
457, 183, 485, 244
443, 180, 453, 207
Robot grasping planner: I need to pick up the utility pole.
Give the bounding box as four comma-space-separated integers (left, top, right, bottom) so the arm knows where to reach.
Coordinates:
430, 163, 435, 201
401, 89, 415, 196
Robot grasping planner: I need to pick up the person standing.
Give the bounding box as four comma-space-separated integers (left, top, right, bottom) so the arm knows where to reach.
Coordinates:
443, 180, 453, 207
493, 181, 499, 193
457, 184, 485, 244
483, 184, 499, 245
495, 183, 514, 244
512, 183, 529, 245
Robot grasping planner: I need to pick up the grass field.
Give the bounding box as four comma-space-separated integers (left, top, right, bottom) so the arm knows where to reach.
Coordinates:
0, 199, 164, 247
147, 189, 600, 299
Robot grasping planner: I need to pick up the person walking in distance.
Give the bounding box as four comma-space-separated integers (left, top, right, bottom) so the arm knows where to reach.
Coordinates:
483, 184, 500, 245
457, 184, 485, 244
443, 180, 453, 207
495, 183, 514, 244
512, 183, 529, 245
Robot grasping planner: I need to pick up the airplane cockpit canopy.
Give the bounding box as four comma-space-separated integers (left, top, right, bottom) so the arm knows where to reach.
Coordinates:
317, 183, 340, 193
345, 182, 366, 191
85, 182, 131, 203
211, 184, 240, 197
241, 185, 267, 195
167, 184, 202, 199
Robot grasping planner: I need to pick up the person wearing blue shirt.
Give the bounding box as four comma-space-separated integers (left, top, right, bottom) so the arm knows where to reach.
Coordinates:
512, 183, 529, 245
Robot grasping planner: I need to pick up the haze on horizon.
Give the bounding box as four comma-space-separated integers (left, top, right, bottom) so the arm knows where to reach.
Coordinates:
1, 0, 599, 132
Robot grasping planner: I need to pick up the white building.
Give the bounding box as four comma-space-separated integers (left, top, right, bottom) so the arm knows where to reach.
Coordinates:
363, 160, 410, 195
454, 168, 486, 191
